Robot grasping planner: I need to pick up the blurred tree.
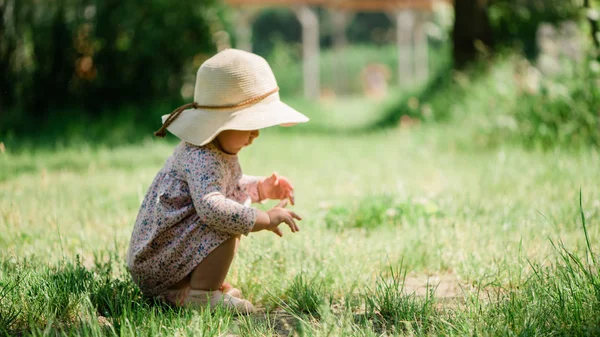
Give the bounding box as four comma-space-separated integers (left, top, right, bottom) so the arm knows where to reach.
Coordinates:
346, 12, 393, 46
1, 0, 216, 133
251, 8, 396, 58
252, 8, 302, 57
452, 0, 494, 69
452, 0, 584, 68
489, 0, 581, 59
584, 0, 600, 55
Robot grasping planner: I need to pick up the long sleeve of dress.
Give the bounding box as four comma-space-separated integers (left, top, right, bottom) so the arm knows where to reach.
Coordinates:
185, 159, 258, 236
239, 175, 264, 203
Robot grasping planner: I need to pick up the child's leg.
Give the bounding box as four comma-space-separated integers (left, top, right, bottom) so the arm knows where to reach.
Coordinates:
189, 234, 241, 291
161, 234, 253, 312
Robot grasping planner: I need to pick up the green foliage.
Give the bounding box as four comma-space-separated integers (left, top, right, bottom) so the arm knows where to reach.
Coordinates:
251, 9, 397, 57
376, 52, 600, 149
267, 43, 403, 97
346, 12, 394, 46
235, 314, 279, 337
264, 40, 303, 97
473, 196, 600, 336
0, 255, 167, 335
41, 258, 95, 321
371, 66, 456, 128
510, 62, 600, 148
88, 253, 145, 320
267, 42, 451, 97
1, 258, 96, 331
489, 0, 583, 58
0, 277, 20, 335
324, 196, 442, 231
252, 8, 301, 58
360, 266, 436, 334
468, 56, 600, 149
0, 0, 216, 134
1, 101, 180, 151
283, 273, 328, 319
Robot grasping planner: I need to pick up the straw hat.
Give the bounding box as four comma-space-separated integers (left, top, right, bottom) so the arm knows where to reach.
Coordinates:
154, 49, 309, 146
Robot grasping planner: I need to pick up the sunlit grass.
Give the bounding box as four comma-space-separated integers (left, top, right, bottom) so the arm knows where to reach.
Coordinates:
1, 96, 599, 335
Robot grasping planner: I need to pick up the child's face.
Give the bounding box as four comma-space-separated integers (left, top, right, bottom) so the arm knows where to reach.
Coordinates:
215, 130, 260, 155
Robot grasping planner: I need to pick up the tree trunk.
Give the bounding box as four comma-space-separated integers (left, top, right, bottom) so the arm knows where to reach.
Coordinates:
584, 0, 600, 56
452, 0, 494, 69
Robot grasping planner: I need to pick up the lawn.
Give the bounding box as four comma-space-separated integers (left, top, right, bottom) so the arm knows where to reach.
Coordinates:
1, 96, 599, 336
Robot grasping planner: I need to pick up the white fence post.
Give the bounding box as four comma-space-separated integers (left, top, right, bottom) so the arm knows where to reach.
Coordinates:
294, 5, 320, 100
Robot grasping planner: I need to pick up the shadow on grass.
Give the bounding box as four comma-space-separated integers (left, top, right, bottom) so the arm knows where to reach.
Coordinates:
1, 67, 460, 154
0, 253, 177, 336
1, 101, 178, 152
365, 67, 457, 131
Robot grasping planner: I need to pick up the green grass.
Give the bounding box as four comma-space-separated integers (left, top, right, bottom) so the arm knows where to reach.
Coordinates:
1, 93, 599, 336
372, 54, 600, 149
360, 264, 437, 334
282, 273, 329, 319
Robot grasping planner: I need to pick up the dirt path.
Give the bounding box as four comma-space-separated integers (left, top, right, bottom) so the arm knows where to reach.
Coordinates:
403, 273, 470, 299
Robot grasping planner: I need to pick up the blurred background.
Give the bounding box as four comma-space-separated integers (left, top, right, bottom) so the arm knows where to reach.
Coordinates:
3, 3, 600, 335
0, 0, 599, 149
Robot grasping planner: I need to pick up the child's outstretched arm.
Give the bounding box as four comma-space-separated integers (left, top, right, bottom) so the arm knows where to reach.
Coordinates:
239, 172, 295, 204
257, 172, 295, 205
186, 161, 259, 236
187, 160, 300, 236
238, 175, 264, 203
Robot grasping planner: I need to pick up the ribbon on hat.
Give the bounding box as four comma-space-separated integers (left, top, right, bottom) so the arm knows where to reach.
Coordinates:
154, 87, 280, 138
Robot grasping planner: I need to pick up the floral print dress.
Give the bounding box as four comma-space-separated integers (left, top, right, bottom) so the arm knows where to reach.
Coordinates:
127, 141, 262, 297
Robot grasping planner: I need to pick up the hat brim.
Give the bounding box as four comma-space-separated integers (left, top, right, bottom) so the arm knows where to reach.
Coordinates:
162, 93, 309, 146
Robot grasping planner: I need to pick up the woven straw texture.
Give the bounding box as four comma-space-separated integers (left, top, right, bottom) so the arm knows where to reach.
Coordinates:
159, 49, 309, 146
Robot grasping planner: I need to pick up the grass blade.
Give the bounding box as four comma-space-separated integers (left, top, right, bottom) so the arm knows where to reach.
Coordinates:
579, 189, 597, 266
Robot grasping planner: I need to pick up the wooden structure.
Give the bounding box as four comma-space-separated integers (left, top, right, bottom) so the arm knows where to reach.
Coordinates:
224, 0, 444, 99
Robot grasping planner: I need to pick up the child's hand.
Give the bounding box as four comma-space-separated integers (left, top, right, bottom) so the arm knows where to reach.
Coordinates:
267, 200, 301, 237
259, 172, 295, 205
253, 200, 301, 237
